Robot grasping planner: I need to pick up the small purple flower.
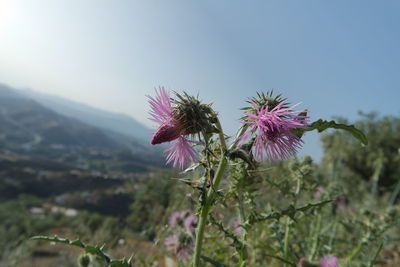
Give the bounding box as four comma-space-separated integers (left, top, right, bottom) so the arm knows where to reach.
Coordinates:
319, 256, 339, 267
232, 218, 242, 236
184, 214, 198, 233
313, 186, 325, 200
239, 101, 309, 160
165, 233, 194, 259
168, 211, 198, 234
147, 87, 197, 169
298, 258, 308, 266
168, 211, 185, 227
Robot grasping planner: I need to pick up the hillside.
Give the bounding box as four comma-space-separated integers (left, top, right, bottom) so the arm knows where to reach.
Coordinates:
0, 84, 166, 202
19, 87, 152, 142
0, 83, 169, 226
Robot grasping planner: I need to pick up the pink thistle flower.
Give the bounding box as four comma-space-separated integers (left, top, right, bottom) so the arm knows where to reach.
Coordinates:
165, 137, 197, 169
319, 256, 339, 267
147, 87, 197, 168
239, 101, 309, 160
148, 86, 174, 126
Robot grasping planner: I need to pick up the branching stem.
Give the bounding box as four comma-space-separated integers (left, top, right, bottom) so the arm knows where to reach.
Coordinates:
193, 119, 228, 267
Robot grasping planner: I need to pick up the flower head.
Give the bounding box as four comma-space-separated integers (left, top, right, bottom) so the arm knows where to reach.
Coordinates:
148, 87, 215, 168
238, 93, 309, 161
319, 256, 339, 267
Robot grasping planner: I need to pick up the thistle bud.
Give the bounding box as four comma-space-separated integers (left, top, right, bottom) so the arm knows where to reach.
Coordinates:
173, 92, 217, 136
78, 254, 90, 267
148, 87, 216, 168
244, 91, 287, 114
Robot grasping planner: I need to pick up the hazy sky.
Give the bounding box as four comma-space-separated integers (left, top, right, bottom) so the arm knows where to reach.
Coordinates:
1, 0, 400, 159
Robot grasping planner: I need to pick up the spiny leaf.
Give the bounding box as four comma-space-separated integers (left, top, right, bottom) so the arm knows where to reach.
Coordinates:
71, 239, 85, 247
228, 149, 255, 169
30, 235, 131, 267
31, 236, 85, 248
209, 215, 245, 251
109, 259, 132, 267
302, 119, 368, 145
183, 162, 201, 173
247, 199, 332, 224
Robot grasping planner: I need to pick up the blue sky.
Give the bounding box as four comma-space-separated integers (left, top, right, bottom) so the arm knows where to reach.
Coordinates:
1, 0, 399, 159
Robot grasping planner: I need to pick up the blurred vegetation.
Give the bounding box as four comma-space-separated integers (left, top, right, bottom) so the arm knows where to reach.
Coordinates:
320, 112, 400, 201
1, 113, 400, 266
127, 172, 178, 240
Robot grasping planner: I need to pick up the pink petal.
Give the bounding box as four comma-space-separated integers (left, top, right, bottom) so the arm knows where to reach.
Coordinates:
165, 137, 197, 169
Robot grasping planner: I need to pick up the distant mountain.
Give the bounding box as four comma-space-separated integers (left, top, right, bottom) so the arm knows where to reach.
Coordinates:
0, 83, 165, 170
0, 85, 21, 98
19, 87, 152, 142
0, 84, 117, 149
0, 84, 167, 221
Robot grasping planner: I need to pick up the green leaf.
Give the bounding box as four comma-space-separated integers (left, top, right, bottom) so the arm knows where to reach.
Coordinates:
301, 119, 368, 145
228, 149, 255, 169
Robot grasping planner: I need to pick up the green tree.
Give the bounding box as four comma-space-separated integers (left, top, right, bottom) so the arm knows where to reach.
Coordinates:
320, 112, 400, 198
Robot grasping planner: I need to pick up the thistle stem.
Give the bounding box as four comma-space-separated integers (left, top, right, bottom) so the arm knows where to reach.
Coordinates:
309, 214, 322, 261
230, 125, 248, 150
193, 204, 211, 267
237, 190, 248, 266
193, 119, 228, 267
283, 218, 291, 267
345, 241, 363, 263
216, 120, 228, 150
